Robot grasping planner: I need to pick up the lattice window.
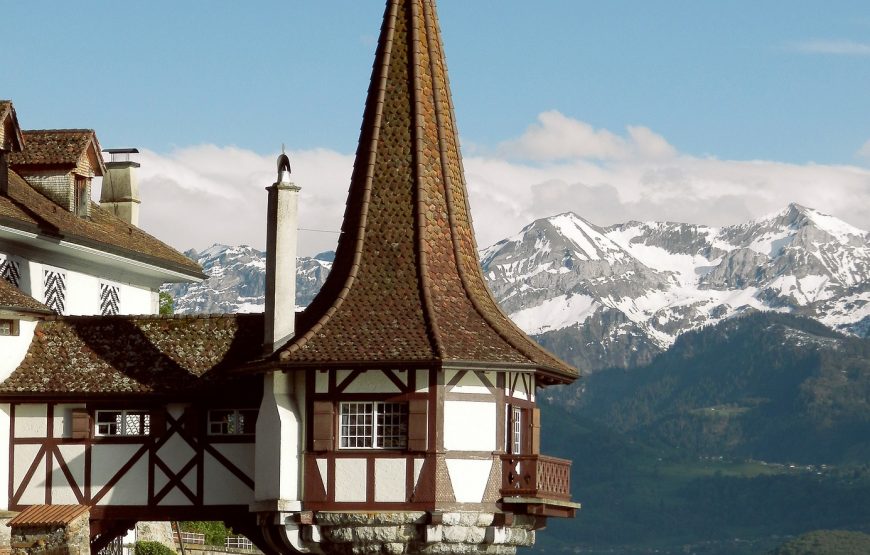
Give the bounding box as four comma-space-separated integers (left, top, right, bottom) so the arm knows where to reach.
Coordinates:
208, 409, 257, 435
43, 269, 67, 315
0, 254, 21, 288
0, 319, 19, 336
99, 282, 120, 315
339, 402, 408, 449
512, 406, 523, 454
95, 410, 151, 436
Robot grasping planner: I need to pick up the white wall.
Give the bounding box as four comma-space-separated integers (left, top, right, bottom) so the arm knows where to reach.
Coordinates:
0, 321, 37, 382
23, 259, 155, 315
444, 400, 496, 452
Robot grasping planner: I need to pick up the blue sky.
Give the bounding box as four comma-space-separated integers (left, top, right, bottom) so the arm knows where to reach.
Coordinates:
4, 1, 870, 254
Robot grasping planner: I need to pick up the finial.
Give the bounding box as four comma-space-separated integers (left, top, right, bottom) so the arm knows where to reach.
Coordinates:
277, 147, 292, 183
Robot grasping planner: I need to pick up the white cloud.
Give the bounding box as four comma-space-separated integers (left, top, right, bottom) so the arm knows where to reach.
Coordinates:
124, 114, 870, 258
790, 39, 870, 56
498, 110, 676, 162
130, 146, 353, 256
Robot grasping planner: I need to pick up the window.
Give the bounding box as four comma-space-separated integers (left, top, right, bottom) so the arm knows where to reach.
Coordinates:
208, 409, 257, 435
74, 176, 90, 217
0, 319, 19, 337
340, 402, 408, 449
512, 407, 523, 454
95, 410, 151, 436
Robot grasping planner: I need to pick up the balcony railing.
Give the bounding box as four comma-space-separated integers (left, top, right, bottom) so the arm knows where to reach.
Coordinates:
500, 454, 572, 501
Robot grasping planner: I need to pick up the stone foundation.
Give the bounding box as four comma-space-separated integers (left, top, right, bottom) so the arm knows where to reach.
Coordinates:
313, 512, 535, 555
9, 511, 89, 555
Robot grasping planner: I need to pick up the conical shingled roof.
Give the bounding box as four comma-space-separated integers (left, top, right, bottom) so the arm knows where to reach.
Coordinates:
279, 0, 577, 383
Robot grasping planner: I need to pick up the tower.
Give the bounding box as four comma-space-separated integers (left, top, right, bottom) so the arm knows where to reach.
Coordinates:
250, 0, 579, 552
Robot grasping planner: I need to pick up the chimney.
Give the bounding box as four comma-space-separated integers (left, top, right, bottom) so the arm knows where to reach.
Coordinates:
100, 148, 141, 226
263, 150, 300, 353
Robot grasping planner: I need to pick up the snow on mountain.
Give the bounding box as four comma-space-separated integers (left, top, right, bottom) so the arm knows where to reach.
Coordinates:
162, 245, 332, 315
483, 203, 870, 370
163, 204, 869, 372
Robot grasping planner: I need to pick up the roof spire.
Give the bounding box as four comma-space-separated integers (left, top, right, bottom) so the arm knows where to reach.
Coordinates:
274, 0, 576, 382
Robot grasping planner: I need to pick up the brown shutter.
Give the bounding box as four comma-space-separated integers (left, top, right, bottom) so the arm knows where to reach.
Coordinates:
408, 399, 428, 452
312, 402, 334, 452
150, 409, 166, 436
71, 409, 91, 439
530, 407, 541, 455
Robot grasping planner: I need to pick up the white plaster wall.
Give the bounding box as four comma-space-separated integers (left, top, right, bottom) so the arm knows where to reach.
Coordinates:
343, 371, 401, 394
0, 321, 37, 383
22, 260, 155, 316
52, 444, 86, 504
14, 404, 47, 438
315, 370, 329, 394
450, 371, 494, 395
91, 444, 145, 504
94, 447, 148, 505
334, 458, 366, 502
204, 444, 256, 505
53, 403, 85, 438
444, 401, 496, 451
0, 405, 9, 510
415, 369, 428, 393
445, 459, 492, 503
13, 444, 43, 505
156, 433, 195, 474
374, 458, 405, 502
254, 372, 304, 505
506, 373, 536, 402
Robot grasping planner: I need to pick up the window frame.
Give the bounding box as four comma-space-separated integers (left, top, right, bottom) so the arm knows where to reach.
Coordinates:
207, 408, 257, 436
338, 401, 408, 450
0, 319, 19, 337
94, 409, 151, 437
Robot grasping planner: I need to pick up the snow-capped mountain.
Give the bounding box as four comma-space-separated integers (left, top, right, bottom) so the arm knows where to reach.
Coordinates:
482, 203, 870, 370
162, 204, 869, 372
161, 245, 333, 314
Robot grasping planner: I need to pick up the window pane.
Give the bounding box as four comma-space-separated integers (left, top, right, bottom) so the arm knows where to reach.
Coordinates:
377, 403, 408, 449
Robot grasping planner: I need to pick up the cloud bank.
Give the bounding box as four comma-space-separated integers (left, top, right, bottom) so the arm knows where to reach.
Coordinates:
125, 112, 870, 257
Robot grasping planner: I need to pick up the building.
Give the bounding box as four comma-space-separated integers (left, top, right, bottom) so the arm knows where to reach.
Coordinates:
0, 0, 579, 553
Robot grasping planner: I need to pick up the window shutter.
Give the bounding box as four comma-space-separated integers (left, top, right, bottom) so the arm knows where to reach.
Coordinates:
150, 409, 166, 436
312, 402, 334, 452
531, 407, 541, 455
408, 399, 428, 452
71, 409, 91, 439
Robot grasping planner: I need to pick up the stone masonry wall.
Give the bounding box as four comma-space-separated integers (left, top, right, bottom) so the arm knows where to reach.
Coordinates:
313, 511, 535, 555
10, 513, 89, 555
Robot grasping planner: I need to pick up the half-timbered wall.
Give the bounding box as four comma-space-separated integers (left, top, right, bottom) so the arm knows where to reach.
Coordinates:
4, 402, 256, 519
303, 367, 539, 512
0, 321, 37, 383
305, 368, 433, 511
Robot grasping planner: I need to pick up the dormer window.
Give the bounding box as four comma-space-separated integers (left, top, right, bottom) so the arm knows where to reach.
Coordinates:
74, 175, 90, 218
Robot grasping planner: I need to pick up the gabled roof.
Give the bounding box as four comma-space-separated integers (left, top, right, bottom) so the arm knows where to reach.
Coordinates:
0, 278, 51, 315
0, 169, 203, 278
8, 129, 106, 176
0, 101, 25, 152
275, 0, 577, 383
0, 314, 264, 396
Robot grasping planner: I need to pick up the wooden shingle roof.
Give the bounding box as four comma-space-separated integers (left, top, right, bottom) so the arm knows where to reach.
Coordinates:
1, 314, 264, 396
277, 0, 576, 383
0, 278, 51, 315
8, 129, 105, 175
7, 504, 89, 527
0, 170, 203, 278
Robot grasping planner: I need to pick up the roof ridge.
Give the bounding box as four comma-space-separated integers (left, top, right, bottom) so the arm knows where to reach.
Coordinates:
410, 0, 446, 359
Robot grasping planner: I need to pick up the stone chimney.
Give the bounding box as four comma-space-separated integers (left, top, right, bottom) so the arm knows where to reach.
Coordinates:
263, 150, 300, 353
100, 148, 141, 226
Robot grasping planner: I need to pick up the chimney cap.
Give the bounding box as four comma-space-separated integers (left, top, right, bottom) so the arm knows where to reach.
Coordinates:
103, 148, 139, 164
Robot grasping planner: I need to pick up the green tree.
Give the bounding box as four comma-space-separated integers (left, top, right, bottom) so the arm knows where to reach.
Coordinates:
158, 291, 174, 315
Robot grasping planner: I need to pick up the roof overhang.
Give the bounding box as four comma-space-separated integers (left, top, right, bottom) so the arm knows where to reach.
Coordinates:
0, 102, 24, 153
0, 220, 205, 287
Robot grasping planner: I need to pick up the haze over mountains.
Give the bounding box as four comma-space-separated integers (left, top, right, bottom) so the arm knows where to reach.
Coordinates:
164, 203, 870, 372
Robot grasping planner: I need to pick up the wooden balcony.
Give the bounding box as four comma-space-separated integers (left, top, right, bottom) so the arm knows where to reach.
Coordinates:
501, 454, 572, 501
500, 454, 578, 518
